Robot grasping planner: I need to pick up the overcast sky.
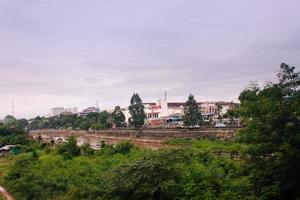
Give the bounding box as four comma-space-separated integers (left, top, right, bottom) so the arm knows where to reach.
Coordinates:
0, 0, 299, 119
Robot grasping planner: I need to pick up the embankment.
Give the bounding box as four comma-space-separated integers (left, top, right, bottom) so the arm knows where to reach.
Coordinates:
29, 128, 238, 149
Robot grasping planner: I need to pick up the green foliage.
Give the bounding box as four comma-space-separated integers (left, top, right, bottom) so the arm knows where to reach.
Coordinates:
112, 105, 126, 127
28, 111, 113, 131
3, 115, 17, 126
4, 146, 253, 200
57, 136, 80, 159
216, 103, 223, 122
165, 139, 245, 153
277, 63, 300, 96
224, 106, 239, 126
80, 143, 94, 156
0, 121, 28, 147
102, 150, 183, 199
183, 94, 202, 126
129, 93, 146, 128
114, 141, 134, 154
239, 63, 300, 199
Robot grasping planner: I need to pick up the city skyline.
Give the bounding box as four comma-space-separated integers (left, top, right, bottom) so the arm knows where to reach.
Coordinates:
1, 0, 300, 118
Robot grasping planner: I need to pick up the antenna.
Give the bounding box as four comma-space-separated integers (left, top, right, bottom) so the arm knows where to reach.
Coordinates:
96, 100, 100, 112
164, 91, 167, 100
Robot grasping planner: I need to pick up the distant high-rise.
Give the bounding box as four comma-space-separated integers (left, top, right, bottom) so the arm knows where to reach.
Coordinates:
51, 107, 78, 116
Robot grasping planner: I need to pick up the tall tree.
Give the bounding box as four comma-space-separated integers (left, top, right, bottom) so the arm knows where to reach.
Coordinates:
277, 63, 300, 96
112, 106, 126, 127
216, 103, 223, 122
239, 63, 300, 199
129, 93, 146, 128
183, 94, 201, 126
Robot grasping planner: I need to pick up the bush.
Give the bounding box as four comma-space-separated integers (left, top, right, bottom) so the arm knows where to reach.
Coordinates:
114, 141, 134, 154
57, 136, 80, 159
81, 143, 94, 156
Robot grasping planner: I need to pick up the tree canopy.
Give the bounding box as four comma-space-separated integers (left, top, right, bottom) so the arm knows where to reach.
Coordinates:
112, 106, 126, 127
239, 63, 300, 199
183, 94, 202, 126
129, 93, 146, 128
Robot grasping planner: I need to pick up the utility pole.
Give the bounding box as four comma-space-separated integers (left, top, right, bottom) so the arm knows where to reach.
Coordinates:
96, 100, 100, 112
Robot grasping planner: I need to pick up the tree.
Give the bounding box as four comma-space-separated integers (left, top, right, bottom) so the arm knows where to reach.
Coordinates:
216, 103, 223, 122
239, 64, 300, 199
183, 94, 201, 126
129, 93, 146, 128
102, 150, 183, 199
57, 136, 80, 159
98, 111, 112, 128
3, 115, 17, 126
81, 143, 94, 156
112, 106, 126, 127
277, 63, 300, 96
17, 119, 29, 130
224, 108, 239, 127
114, 141, 134, 154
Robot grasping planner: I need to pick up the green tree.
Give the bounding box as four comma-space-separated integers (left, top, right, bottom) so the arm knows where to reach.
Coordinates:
114, 141, 134, 154
239, 63, 300, 199
98, 111, 112, 128
112, 106, 126, 127
57, 136, 81, 159
216, 103, 223, 122
129, 93, 146, 128
17, 118, 29, 130
224, 108, 239, 127
81, 143, 94, 156
277, 63, 300, 96
3, 115, 17, 126
102, 150, 183, 199
183, 94, 202, 126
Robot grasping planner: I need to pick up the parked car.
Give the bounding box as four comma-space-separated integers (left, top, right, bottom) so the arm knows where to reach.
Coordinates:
215, 122, 226, 128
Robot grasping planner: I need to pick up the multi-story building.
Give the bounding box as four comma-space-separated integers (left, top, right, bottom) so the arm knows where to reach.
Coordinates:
51, 107, 78, 116
78, 107, 100, 117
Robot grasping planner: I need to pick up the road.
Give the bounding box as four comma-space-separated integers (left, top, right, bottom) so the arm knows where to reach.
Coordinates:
0, 186, 13, 200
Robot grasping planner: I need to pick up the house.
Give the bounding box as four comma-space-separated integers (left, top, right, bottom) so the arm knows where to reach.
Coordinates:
0, 145, 20, 156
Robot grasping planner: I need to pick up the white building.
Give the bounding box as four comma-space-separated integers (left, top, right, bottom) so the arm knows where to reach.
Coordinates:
123, 93, 239, 126
50, 107, 78, 116
78, 107, 100, 117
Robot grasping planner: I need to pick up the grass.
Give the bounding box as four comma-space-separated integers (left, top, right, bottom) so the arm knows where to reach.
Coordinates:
0, 155, 15, 178
164, 138, 246, 153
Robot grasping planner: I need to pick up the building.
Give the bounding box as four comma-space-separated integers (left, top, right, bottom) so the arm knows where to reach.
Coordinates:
123, 93, 240, 127
0, 145, 20, 156
51, 107, 65, 116
51, 107, 78, 116
78, 107, 100, 117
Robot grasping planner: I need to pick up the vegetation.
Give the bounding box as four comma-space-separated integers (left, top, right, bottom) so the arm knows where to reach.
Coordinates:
0, 119, 29, 147
164, 139, 245, 153
111, 106, 126, 127
129, 93, 146, 128
0, 63, 299, 200
183, 94, 202, 126
2, 139, 253, 200
28, 111, 114, 131
238, 63, 300, 199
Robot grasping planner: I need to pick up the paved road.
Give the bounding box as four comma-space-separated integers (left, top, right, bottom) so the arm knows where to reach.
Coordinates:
0, 186, 13, 200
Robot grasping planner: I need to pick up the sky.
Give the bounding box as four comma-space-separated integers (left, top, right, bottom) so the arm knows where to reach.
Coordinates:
0, 0, 299, 119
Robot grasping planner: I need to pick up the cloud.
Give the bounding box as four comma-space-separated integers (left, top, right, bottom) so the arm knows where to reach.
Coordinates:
0, 0, 299, 118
